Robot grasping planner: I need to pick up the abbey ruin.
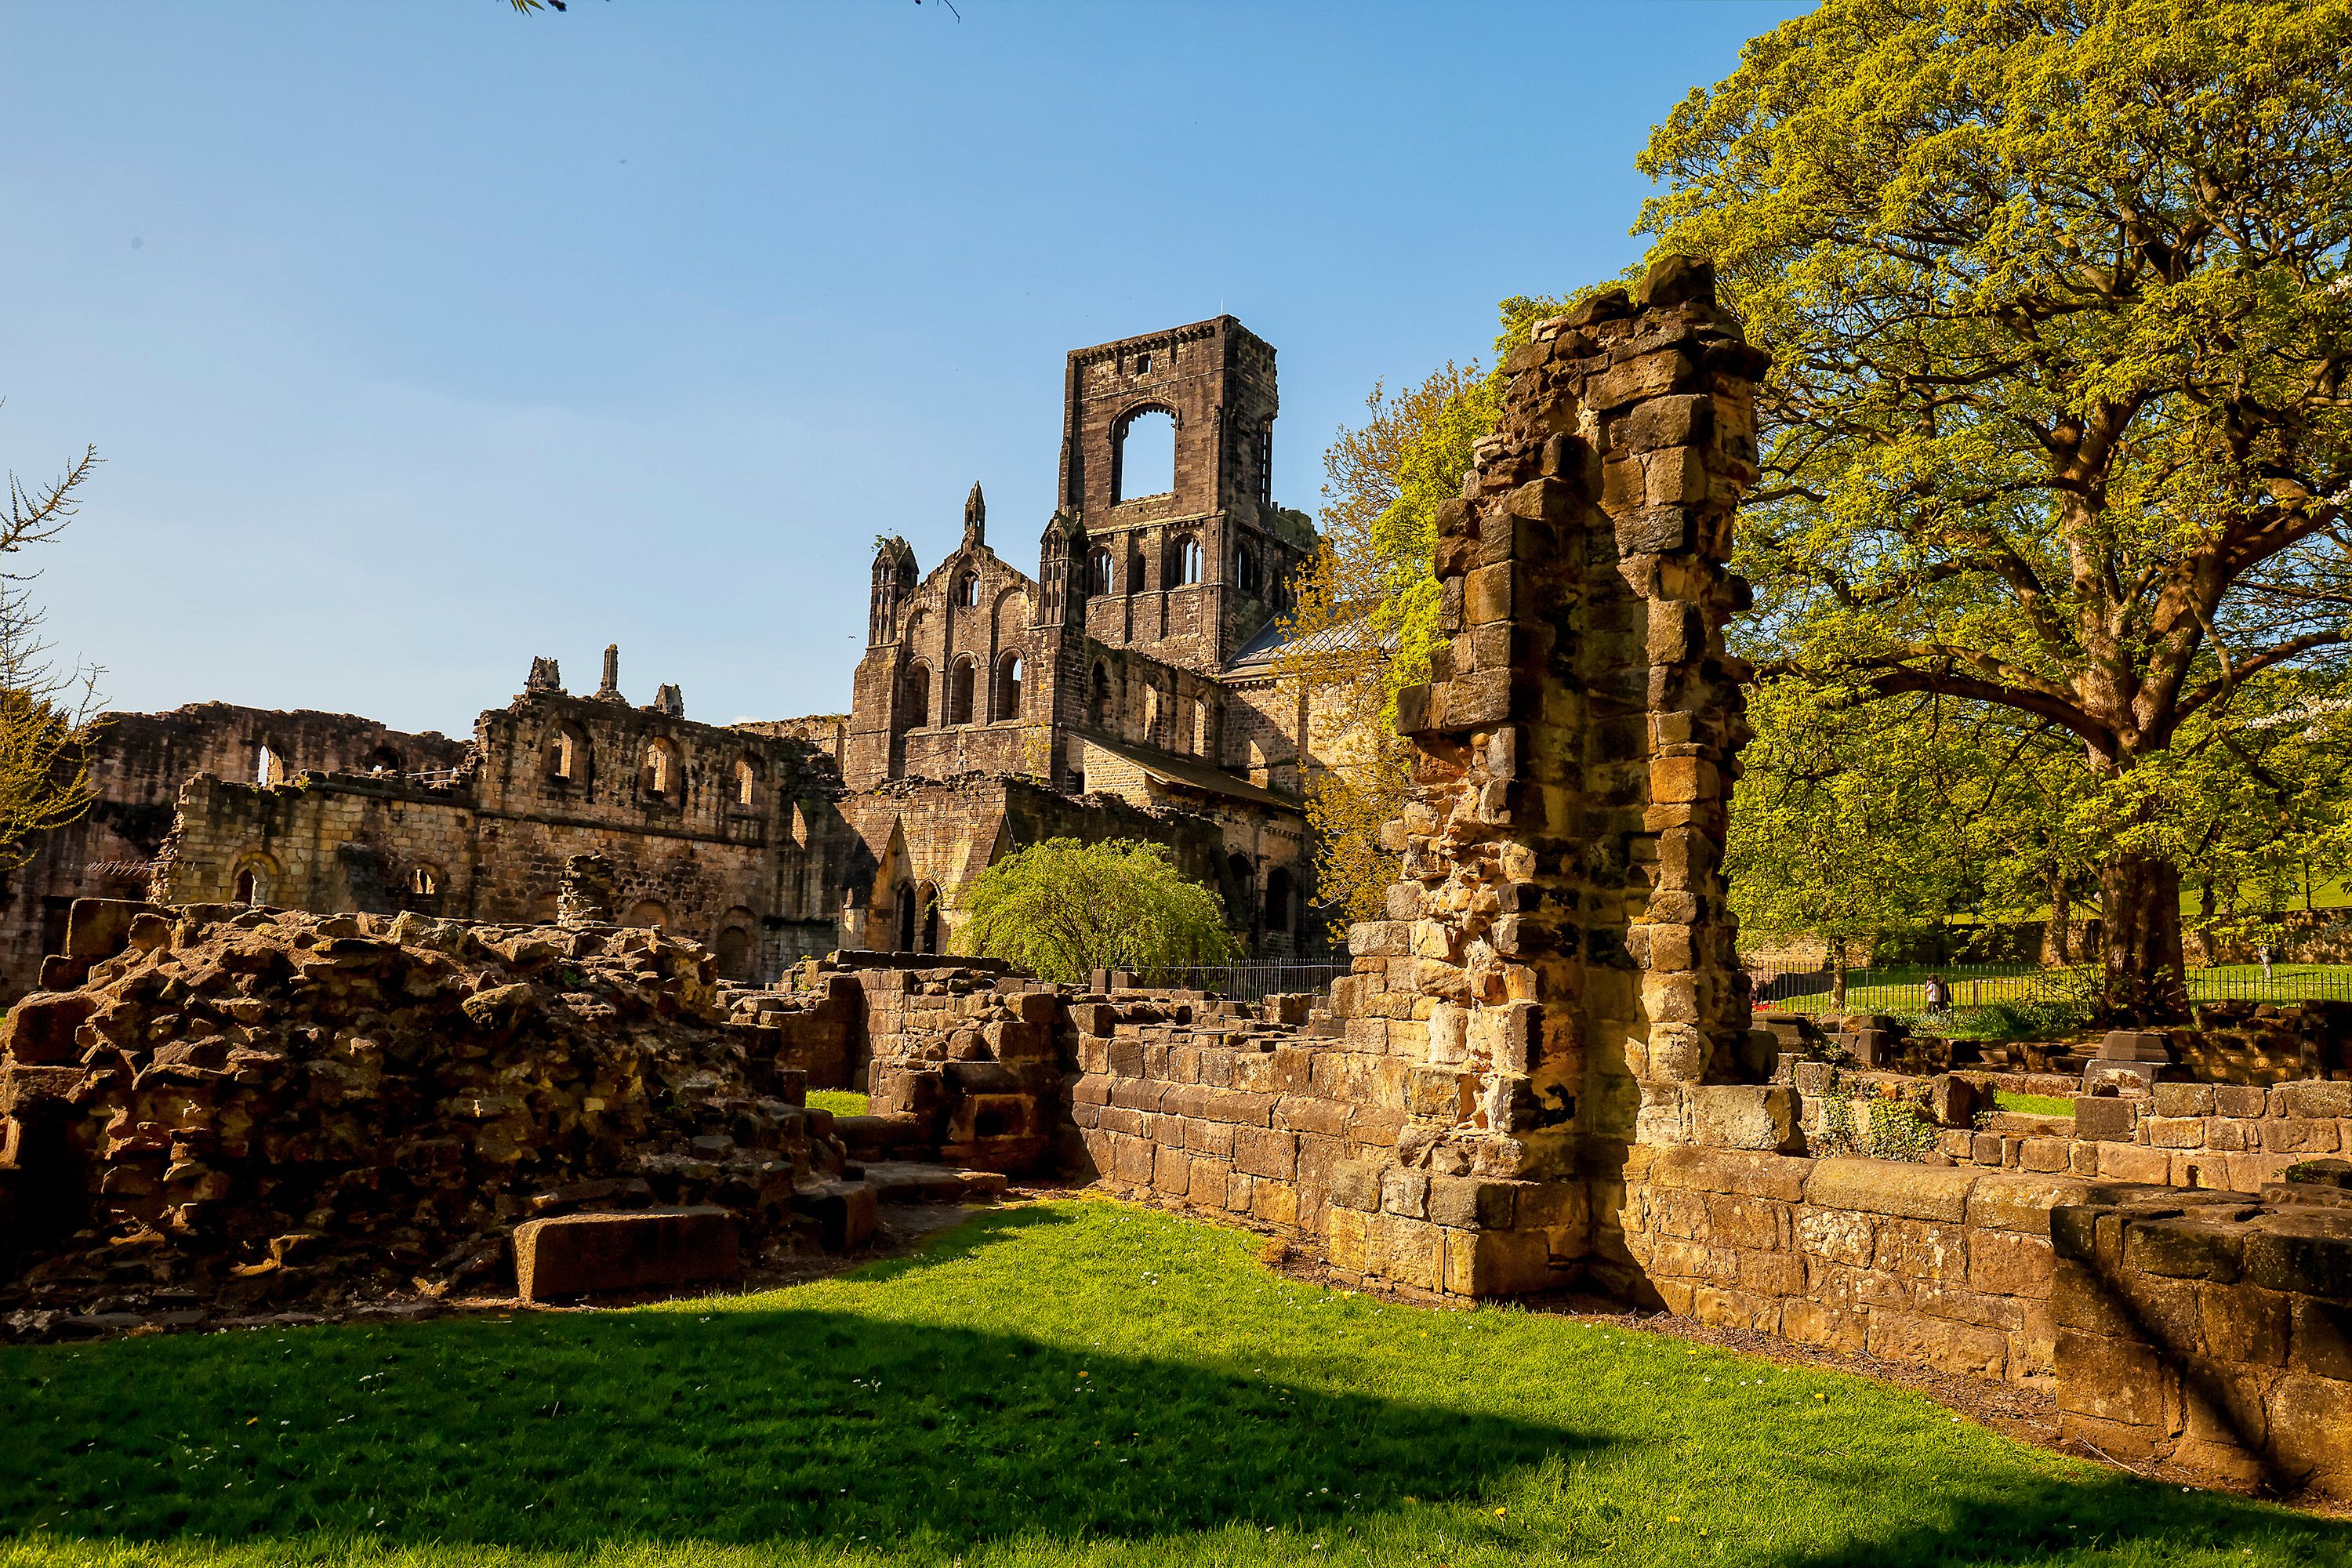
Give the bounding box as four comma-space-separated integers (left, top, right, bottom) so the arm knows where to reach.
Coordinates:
0, 318, 1333, 1003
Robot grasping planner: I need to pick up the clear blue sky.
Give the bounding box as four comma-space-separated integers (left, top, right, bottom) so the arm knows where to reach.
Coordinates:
2, 1, 1806, 735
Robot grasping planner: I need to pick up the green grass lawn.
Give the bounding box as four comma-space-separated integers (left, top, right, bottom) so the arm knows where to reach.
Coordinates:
1994, 1091, 2076, 1118
2, 1200, 2339, 1566
804, 1090, 869, 1118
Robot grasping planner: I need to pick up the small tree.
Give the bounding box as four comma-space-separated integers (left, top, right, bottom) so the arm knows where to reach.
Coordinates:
952, 838, 1240, 984
1, 418, 101, 873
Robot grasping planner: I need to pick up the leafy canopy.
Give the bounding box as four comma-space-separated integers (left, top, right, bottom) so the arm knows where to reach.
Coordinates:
951, 837, 1240, 984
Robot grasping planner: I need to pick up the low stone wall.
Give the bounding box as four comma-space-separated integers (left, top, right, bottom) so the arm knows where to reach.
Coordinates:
1603, 1147, 2074, 1384
1929, 1081, 2352, 1194
2053, 1178, 2352, 1494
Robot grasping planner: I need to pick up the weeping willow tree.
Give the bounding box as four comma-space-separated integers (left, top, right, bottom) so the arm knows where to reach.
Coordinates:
952, 838, 1239, 984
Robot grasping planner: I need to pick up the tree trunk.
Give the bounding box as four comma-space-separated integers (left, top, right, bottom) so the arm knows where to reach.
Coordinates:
2047, 873, 2072, 965
1829, 945, 1848, 1015
2100, 851, 2188, 1023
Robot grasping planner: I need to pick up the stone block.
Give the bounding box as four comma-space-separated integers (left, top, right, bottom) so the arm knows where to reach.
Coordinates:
2243, 1214, 2352, 1298
2154, 1083, 2217, 1118
2099, 1030, 2172, 1062
1969, 1229, 2055, 1298
2054, 1328, 2169, 1427
2283, 1081, 2352, 1120
2096, 1143, 2174, 1185
512, 1207, 741, 1302
2072, 1095, 2139, 1142
1684, 1084, 1798, 1152
0, 992, 99, 1066
2290, 1295, 2352, 1381
1867, 1309, 2008, 1381
1425, 1174, 1515, 1229
2267, 1373, 2352, 1497
2123, 1218, 2245, 1283
1443, 1227, 1559, 1297
1805, 1158, 1976, 1223
1965, 1173, 2087, 1236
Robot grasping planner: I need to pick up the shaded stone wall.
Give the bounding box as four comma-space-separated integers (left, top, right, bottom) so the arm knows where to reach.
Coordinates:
0, 706, 466, 1002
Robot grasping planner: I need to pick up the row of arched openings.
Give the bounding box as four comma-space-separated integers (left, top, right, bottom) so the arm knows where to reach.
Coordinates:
542, 726, 766, 809
899, 654, 1022, 730
1076, 535, 1273, 597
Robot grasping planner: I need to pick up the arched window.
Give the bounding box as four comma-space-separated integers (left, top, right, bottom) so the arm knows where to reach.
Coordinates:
1089, 663, 1112, 727
1225, 855, 1255, 924
1088, 546, 1114, 597
1236, 544, 1262, 595
917, 882, 942, 954
955, 572, 979, 608
734, 757, 758, 808
949, 656, 978, 724
234, 867, 260, 904
364, 746, 402, 775
644, 738, 681, 797
894, 879, 916, 952
716, 925, 753, 982
254, 743, 279, 786
546, 726, 586, 782
1265, 866, 1294, 935
410, 866, 441, 897
1113, 408, 1175, 502
995, 654, 1023, 720
232, 852, 278, 906
1171, 535, 1202, 586
627, 899, 669, 930
901, 663, 931, 729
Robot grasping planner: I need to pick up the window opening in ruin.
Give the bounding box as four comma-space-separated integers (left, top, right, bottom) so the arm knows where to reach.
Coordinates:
901, 663, 931, 728
644, 739, 680, 796
1266, 866, 1294, 935
735, 757, 757, 807
1254, 419, 1273, 505
918, 881, 941, 954
1087, 546, 1113, 597
627, 899, 669, 930
1236, 544, 1262, 595
411, 866, 441, 897
1171, 535, 1202, 586
234, 862, 272, 905
996, 654, 1022, 720
1134, 352, 1152, 374
365, 746, 402, 775
1112, 408, 1174, 502
1069, 768, 1086, 795
254, 744, 278, 786
895, 881, 915, 951
1226, 854, 1254, 923
716, 925, 753, 982
955, 572, 979, 608
1089, 663, 1112, 728
547, 728, 583, 781
234, 869, 256, 903
1194, 699, 1210, 757
949, 656, 978, 724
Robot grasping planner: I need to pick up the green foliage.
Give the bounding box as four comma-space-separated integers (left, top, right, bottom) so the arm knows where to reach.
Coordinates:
1998, 1091, 2079, 1118
1639, 0, 2352, 998
1, 1200, 2335, 1565
804, 1090, 869, 1119
952, 837, 1239, 983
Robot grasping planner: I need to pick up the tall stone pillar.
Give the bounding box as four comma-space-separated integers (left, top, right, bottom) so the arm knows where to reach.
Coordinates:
1341, 256, 1782, 1294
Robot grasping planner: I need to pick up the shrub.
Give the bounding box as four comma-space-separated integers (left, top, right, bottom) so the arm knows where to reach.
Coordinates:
952, 837, 1241, 984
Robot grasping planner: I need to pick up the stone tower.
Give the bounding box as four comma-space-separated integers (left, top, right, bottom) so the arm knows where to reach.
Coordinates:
1055, 316, 1312, 674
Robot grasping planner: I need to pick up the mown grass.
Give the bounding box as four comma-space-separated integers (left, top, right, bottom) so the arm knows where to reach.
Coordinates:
2, 1200, 2341, 1566
804, 1091, 869, 1119
1994, 1091, 2077, 1118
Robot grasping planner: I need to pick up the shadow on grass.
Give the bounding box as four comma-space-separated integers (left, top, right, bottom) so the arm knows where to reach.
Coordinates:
0, 1210, 1598, 1552
1763, 1466, 2347, 1566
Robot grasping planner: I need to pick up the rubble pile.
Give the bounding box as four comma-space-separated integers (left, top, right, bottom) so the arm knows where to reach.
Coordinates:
0, 901, 846, 1334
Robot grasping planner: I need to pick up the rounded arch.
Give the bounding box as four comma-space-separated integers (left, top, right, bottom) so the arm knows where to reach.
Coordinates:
732, 755, 761, 808
363, 745, 403, 775
949, 655, 978, 724
626, 898, 669, 931
1087, 544, 1115, 597
1112, 404, 1177, 503
953, 570, 980, 608
1225, 854, 1255, 924
408, 863, 445, 898
230, 849, 282, 906
894, 878, 917, 952
1235, 541, 1263, 595
994, 652, 1024, 721
991, 585, 1031, 640
916, 880, 942, 955
715, 907, 757, 982
900, 661, 932, 729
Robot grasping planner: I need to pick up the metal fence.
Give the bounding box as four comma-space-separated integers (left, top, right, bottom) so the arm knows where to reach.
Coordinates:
1131, 961, 1353, 1002
1747, 960, 2352, 1016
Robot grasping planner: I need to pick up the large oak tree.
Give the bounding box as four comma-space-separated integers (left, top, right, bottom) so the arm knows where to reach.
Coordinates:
1638, 0, 2352, 1017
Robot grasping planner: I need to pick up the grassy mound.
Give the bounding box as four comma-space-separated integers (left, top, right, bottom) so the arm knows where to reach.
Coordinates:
2, 1200, 2338, 1565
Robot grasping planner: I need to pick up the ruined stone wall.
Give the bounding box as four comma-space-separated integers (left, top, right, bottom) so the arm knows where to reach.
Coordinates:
1, 706, 468, 1004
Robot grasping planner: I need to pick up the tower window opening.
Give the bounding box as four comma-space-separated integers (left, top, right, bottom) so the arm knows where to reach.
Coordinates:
901, 663, 931, 729
1172, 535, 1202, 586
1112, 408, 1175, 502
1087, 546, 1114, 597
735, 757, 757, 807
996, 654, 1023, 720
949, 656, 978, 724
955, 572, 980, 608
1089, 663, 1112, 728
